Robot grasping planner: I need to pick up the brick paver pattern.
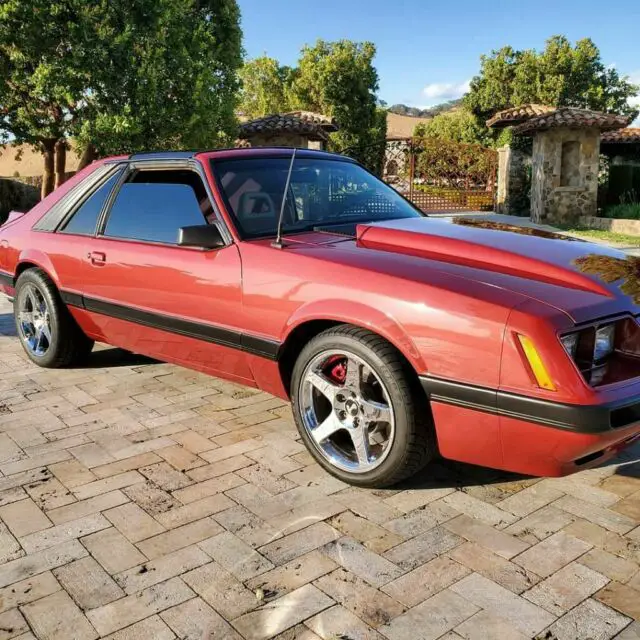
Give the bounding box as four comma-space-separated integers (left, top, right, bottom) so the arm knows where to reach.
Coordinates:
0, 295, 639, 640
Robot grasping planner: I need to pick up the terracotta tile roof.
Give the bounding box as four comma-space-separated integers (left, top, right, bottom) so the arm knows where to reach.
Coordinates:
601, 128, 640, 144
283, 111, 337, 127
486, 104, 556, 128
513, 107, 631, 135
238, 111, 338, 141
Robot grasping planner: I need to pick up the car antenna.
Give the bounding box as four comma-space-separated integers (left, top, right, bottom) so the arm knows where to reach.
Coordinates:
272, 147, 297, 249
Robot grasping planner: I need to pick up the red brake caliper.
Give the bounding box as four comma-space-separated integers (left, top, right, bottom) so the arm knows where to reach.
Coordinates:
325, 355, 347, 385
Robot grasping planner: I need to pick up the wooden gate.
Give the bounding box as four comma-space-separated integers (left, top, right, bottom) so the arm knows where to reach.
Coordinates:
382, 137, 498, 212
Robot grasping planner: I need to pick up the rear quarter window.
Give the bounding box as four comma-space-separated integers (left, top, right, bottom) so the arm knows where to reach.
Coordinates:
60, 169, 123, 236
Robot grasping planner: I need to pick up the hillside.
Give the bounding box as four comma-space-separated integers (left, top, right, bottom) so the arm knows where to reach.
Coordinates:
0, 143, 81, 178
388, 98, 463, 119
386, 112, 432, 138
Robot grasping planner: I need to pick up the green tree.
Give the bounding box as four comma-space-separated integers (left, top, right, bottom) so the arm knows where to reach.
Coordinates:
293, 40, 385, 171
0, 0, 242, 197
238, 56, 297, 118
76, 0, 242, 162
414, 109, 493, 146
465, 36, 639, 123
0, 0, 94, 197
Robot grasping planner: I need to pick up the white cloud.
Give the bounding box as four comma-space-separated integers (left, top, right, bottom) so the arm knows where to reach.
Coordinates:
422, 79, 471, 104
628, 70, 640, 84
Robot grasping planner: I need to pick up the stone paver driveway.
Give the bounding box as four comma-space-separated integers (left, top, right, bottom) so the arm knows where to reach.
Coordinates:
0, 295, 639, 640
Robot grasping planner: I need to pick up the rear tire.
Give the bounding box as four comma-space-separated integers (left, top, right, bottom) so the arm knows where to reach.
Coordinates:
291, 324, 434, 488
14, 268, 94, 368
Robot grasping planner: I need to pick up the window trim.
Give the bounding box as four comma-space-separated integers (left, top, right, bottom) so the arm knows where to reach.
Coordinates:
96, 159, 233, 248
56, 165, 126, 237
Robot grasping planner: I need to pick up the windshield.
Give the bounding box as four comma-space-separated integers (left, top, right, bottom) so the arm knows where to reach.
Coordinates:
211, 156, 422, 239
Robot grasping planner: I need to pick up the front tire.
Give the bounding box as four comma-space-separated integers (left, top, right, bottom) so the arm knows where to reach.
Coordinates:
291, 325, 434, 488
14, 268, 94, 368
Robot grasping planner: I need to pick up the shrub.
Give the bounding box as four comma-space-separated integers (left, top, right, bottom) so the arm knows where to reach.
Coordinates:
603, 190, 640, 219
603, 203, 640, 220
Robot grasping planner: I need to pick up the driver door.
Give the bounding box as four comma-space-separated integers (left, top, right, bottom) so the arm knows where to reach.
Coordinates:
63, 163, 253, 383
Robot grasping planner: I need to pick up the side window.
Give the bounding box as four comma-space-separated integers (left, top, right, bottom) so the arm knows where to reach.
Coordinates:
102, 169, 210, 245
60, 169, 123, 236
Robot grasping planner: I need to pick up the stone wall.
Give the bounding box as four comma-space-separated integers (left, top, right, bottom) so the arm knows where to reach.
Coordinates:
578, 215, 640, 235
0, 178, 39, 225
496, 145, 530, 214
530, 127, 600, 223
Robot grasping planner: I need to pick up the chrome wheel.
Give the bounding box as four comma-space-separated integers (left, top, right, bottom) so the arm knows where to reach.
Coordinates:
299, 350, 395, 473
17, 284, 52, 357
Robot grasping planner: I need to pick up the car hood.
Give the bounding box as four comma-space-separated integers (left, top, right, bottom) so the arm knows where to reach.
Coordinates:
286, 217, 640, 324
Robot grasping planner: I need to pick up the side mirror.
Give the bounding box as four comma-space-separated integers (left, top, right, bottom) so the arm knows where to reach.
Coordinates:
178, 223, 226, 249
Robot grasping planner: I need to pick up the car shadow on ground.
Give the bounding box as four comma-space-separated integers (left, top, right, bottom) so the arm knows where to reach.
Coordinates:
80, 348, 158, 369
0, 313, 156, 369
399, 447, 639, 491
0, 312, 15, 336
610, 442, 640, 478
397, 457, 533, 491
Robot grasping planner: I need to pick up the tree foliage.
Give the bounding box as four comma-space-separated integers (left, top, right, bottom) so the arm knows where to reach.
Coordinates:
76, 0, 242, 157
465, 36, 639, 123
293, 40, 386, 172
0, 0, 242, 196
412, 136, 496, 187
238, 56, 297, 118
414, 110, 493, 146
239, 40, 386, 172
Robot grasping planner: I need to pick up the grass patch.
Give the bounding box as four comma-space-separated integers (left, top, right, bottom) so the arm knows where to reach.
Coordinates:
553, 224, 640, 247
602, 203, 640, 220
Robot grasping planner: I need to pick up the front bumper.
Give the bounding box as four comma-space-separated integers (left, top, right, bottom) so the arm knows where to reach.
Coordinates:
421, 375, 640, 476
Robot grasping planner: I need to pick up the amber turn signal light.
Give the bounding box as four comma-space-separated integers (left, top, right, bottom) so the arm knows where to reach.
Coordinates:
517, 334, 557, 391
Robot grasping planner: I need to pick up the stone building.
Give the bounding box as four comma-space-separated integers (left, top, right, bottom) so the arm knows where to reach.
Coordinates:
488, 105, 630, 223
488, 105, 555, 215
237, 111, 338, 149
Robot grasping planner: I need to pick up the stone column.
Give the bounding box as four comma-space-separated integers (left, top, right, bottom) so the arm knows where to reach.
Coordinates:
530, 127, 600, 224
496, 145, 530, 214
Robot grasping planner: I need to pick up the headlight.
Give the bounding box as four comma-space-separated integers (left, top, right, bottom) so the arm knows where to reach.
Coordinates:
594, 324, 615, 362
559, 318, 640, 386
560, 333, 579, 359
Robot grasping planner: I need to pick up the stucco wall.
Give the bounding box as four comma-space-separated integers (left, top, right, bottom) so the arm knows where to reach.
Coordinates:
242, 133, 319, 148
530, 127, 600, 223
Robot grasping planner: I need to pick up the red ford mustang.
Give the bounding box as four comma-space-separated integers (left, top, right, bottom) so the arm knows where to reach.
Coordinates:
1, 148, 639, 487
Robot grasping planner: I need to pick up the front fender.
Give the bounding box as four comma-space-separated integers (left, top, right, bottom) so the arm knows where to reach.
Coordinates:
283, 298, 427, 373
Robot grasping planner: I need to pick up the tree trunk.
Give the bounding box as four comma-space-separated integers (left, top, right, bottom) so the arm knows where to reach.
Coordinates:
77, 143, 97, 172
54, 140, 67, 189
41, 139, 56, 200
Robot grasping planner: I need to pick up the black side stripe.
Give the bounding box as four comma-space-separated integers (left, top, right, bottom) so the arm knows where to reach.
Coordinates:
420, 374, 640, 434
61, 291, 280, 361
0, 271, 13, 287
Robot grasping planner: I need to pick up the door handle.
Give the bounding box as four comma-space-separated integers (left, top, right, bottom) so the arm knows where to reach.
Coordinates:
87, 251, 106, 265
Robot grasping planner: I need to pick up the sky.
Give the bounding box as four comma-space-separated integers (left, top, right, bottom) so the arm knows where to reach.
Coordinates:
238, 0, 640, 110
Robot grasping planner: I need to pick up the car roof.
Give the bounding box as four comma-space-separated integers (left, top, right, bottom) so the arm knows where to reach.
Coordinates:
119, 147, 357, 164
